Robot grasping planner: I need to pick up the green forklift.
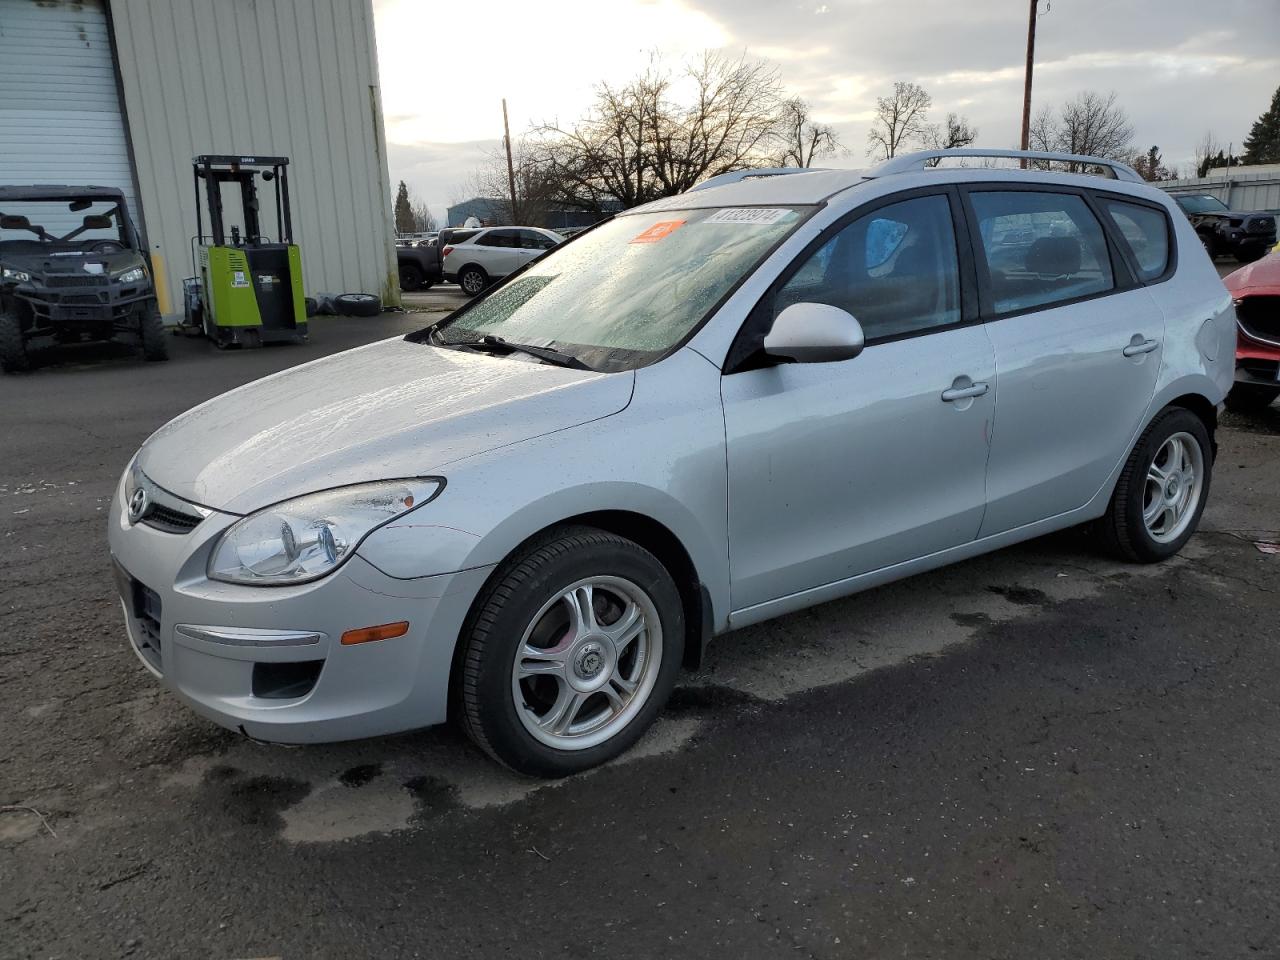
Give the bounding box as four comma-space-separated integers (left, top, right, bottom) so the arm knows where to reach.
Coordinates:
181, 155, 307, 346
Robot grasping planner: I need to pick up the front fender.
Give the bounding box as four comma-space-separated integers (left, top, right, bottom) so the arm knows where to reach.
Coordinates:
355, 348, 731, 627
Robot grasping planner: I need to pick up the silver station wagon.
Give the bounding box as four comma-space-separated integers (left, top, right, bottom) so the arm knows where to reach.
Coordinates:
109, 149, 1235, 776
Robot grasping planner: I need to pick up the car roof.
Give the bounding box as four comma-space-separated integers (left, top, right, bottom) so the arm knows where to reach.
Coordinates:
629, 158, 1172, 217
636, 169, 867, 213
0, 184, 127, 202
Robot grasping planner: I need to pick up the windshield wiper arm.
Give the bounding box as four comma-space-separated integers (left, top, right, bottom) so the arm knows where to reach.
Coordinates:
477, 335, 590, 370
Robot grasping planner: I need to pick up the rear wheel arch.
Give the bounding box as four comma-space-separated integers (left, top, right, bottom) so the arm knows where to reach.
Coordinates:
1165, 392, 1218, 447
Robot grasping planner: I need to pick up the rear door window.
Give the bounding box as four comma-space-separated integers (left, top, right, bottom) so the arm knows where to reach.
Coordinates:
1099, 199, 1170, 281
968, 191, 1114, 315
476, 229, 515, 248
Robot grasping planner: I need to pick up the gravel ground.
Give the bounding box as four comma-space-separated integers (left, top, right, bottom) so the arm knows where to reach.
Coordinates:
2, 315, 1279, 959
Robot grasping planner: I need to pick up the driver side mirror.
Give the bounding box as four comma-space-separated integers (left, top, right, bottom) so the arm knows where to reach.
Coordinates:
763, 302, 865, 363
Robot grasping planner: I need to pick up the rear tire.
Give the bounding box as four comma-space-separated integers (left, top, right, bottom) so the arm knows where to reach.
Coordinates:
1225, 383, 1280, 413
334, 293, 381, 317
398, 263, 424, 292
0, 310, 29, 373
139, 306, 169, 361
458, 266, 488, 297
1095, 408, 1212, 563
458, 527, 684, 777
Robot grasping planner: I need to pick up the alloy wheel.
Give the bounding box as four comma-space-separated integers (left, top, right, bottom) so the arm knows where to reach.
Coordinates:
1142, 431, 1204, 543
510, 576, 662, 751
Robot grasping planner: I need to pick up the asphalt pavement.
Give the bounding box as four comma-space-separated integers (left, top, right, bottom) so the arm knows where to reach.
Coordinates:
2, 311, 1279, 959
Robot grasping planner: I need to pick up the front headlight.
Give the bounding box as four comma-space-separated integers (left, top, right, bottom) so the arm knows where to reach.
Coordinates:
208, 479, 443, 586
115, 266, 145, 284
2, 267, 31, 282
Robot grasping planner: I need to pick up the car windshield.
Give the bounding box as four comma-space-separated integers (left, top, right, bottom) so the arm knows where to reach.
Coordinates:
0, 198, 131, 254
1177, 195, 1229, 215
425, 205, 810, 370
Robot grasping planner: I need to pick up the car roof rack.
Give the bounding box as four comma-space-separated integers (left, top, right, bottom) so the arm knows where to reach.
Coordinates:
689, 167, 826, 192
869, 149, 1144, 183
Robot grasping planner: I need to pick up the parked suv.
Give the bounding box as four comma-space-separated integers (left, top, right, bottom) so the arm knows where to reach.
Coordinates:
108, 150, 1233, 776
1174, 194, 1276, 262
1, 185, 166, 372
443, 226, 562, 295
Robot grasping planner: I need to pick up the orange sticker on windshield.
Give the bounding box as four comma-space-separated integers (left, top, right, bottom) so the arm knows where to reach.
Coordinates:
630, 220, 685, 244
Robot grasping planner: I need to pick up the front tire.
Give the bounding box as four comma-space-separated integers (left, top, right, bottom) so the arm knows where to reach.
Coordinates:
458, 527, 684, 777
1095, 408, 1212, 563
139, 305, 169, 361
0, 310, 29, 373
458, 266, 488, 297
1225, 383, 1280, 413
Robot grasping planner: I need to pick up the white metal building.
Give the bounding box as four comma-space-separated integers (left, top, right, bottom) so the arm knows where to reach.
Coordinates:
0, 0, 398, 316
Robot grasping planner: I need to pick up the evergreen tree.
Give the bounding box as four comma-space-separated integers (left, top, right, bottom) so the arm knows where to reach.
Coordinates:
1242, 85, 1280, 165
393, 180, 415, 234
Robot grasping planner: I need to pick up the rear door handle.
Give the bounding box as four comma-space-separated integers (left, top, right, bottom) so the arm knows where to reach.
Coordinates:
941, 381, 989, 402
1123, 336, 1160, 357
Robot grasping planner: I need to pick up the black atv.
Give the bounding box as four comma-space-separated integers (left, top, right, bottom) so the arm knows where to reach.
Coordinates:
1175, 194, 1277, 263
0, 185, 167, 372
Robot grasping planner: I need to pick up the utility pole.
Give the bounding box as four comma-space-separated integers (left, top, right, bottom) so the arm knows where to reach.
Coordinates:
502, 98, 518, 224
1019, 0, 1038, 164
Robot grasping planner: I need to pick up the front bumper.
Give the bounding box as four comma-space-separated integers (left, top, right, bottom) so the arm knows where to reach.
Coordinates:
107, 475, 490, 743
14, 280, 153, 328
1236, 324, 1280, 386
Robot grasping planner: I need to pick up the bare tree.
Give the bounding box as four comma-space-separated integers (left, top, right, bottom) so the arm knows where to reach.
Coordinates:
410, 200, 437, 232
1058, 91, 1133, 159
526, 51, 789, 211
1194, 130, 1222, 178
866, 81, 933, 160
1025, 91, 1133, 172
770, 96, 841, 167
927, 112, 978, 150
1028, 104, 1058, 153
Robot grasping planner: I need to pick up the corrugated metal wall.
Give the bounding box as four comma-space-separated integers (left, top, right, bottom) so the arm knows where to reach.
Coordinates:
1160, 170, 1280, 213
107, 0, 398, 315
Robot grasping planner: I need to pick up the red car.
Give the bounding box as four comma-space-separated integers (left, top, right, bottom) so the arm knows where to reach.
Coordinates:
1224, 252, 1280, 412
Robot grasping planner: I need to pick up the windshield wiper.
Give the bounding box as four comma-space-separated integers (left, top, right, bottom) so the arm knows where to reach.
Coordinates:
470, 334, 589, 369
426, 326, 589, 369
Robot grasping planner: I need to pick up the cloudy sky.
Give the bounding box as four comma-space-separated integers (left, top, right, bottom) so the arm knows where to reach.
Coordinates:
373, 0, 1280, 224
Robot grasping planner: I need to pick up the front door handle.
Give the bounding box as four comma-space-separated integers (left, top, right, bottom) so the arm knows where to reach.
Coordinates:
941, 381, 989, 402
1123, 336, 1160, 357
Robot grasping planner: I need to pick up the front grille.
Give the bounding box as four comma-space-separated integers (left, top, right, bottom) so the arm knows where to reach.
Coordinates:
44, 274, 107, 288
131, 580, 163, 672
1237, 296, 1280, 345
1247, 216, 1275, 235
141, 501, 203, 534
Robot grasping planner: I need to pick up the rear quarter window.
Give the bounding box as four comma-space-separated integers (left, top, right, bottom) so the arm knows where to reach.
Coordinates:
1100, 199, 1170, 282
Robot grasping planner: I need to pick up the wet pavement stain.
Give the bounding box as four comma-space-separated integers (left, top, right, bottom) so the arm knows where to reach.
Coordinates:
339, 764, 382, 788
986, 584, 1052, 606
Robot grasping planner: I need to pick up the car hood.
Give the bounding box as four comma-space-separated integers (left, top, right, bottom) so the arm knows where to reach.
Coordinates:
1224, 253, 1280, 296
137, 337, 634, 513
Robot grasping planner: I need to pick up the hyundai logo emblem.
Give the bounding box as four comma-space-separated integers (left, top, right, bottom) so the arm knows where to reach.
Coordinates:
128, 486, 149, 522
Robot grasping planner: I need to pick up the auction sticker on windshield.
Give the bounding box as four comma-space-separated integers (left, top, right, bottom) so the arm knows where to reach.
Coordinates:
705, 208, 792, 225
630, 220, 686, 244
